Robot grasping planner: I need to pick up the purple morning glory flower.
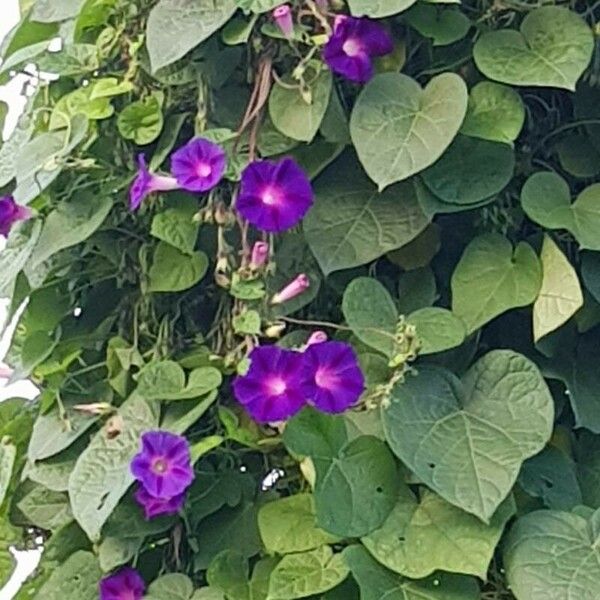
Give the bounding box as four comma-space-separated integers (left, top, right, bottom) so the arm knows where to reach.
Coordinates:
237, 158, 314, 233
129, 154, 179, 211
130, 431, 194, 499
99, 567, 145, 600
0, 195, 31, 238
302, 341, 365, 413
134, 485, 185, 520
233, 346, 308, 423
323, 16, 394, 83
171, 138, 227, 193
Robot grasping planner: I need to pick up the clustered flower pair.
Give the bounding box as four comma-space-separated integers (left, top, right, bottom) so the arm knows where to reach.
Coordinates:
233, 338, 365, 423
272, 2, 393, 84
0, 195, 30, 238
130, 430, 194, 520
131, 140, 314, 235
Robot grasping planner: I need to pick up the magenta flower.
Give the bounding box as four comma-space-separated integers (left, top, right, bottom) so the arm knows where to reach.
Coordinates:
250, 241, 269, 269
273, 4, 294, 38
271, 273, 310, 304
99, 567, 145, 600
233, 346, 307, 423
323, 16, 393, 83
130, 431, 194, 499
237, 158, 314, 233
129, 155, 179, 211
302, 341, 365, 413
0, 196, 31, 238
134, 485, 185, 520
170, 138, 227, 193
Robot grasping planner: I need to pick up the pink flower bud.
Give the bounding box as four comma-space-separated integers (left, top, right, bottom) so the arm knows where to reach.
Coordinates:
0, 363, 13, 380
273, 4, 294, 38
250, 241, 269, 269
271, 274, 310, 304
306, 331, 328, 346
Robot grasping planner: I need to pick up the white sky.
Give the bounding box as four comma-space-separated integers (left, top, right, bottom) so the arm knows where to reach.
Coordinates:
0, 2, 44, 599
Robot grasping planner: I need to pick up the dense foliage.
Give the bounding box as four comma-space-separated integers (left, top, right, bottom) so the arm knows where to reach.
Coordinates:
1, 0, 600, 598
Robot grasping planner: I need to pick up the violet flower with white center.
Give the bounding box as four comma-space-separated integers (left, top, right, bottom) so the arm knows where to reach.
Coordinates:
129, 155, 179, 211
170, 138, 227, 193
237, 158, 314, 233
323, 16, 393, 83
271, 274, 310, 304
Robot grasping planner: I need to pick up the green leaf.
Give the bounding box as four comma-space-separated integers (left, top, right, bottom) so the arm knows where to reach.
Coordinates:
344, 545, 480, 600
342, 277, 398, 358
28, 400, 99, 462
0, 219, 41, 298
151, 196, 199, 255
397, 267, 437, 314
518, 446, 582, 510
383, 350, 554, 521
407, 307, 466, 355
148, 242, 208, 292
582, 252, 600, 304
404, 4, 471, 46
283, 408, 348, 459
350, 73, 467, 189
451, 233, 542, 333
347, 0, 417, 18
27, 438, 85, 492
533, 235, 583, 342
504, 508, 600, 600
146, 574, 194, 600
304, 154, 430, 275
207, 552, 277, 600
461, 81, 525, 144
16, 483, 72, 531
68, 395, 159, 541
235, 0, 281, 13
315, 436, 399, 537
117, 94, 164, 145
267, 546, 349, 600
137, 361, 222, 400
521, 172, 600, 251
421, 135, 515, 206
556, 133, 600, 178
363, 489, 515, 579
33, 551, 102, 600
232, 310, 261, 335
146, 0, 237, 72
269, 70, 332, 143
31, 0, 85, 22
258, 494, 340, 555
29, 196, 112, 269
473, 6, 593, 91
0, 440, 16, 508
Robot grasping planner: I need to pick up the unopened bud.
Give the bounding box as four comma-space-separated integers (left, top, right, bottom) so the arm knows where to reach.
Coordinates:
271, 274, 310, 305
264, 322, 287, 338
250, 241, 269, 269
273, 4, 294, 38
306, 331, 328, 346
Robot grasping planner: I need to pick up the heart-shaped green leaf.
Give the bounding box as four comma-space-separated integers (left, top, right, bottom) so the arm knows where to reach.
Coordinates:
451, 234, 542, 333
504, 508, 600, 600
344, 545, 480, 600
421, 135, 515, 206
304, 154, 430, 275
521, 172, 600, 251
406, 307, 466, 355
473, 6, 593, 91
382, 350, 554, 521
404, 4, 471, 46
362, 488, 515, 579
348, 0, 417, 18
533, 235, 583, 342
350, 73, 467, 190
460, 81, 525, 144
